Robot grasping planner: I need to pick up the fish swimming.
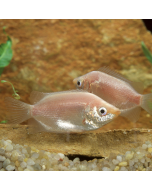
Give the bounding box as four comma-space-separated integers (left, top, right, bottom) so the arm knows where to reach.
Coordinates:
73, 66, 152, 122
5, 90, 120, 133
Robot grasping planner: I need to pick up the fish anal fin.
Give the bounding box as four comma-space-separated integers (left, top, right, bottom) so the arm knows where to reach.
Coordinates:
30, 91, 50, 105
98, 66, 144, 94
120, 106, 141, 122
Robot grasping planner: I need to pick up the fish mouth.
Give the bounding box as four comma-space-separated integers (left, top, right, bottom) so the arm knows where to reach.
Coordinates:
73, 78, 77, 87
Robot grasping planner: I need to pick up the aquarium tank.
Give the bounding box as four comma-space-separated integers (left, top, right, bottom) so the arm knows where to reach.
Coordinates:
0, 19, 152, 171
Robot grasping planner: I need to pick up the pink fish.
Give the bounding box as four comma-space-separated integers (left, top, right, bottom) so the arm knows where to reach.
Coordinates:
5, 90, 120, 133
73, 67, 152, 122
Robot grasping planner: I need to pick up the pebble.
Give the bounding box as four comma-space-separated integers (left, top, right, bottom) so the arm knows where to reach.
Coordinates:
27, 158, 35, 165
114, 166, 119, 171
119, 162, 128, 167
116, 156, 122, 162
5, 144, 13, 152
112, 159, 119, 165
58, 153, 65, 160
102, 167, 111, 171
140, 158, 145, 163
120, 166, 128, 171
148, 148, 152, 153
0, 155, 6, 161
64, 162, 69, 167
3, 158, 11, 168
22, 148, 28, 154
27, 165, 34, 171
20, 162, 27, 169
11, 151, 19, 161
79, 164, 87, 171
18, 167, 23, 171
5, 152, 12, 159
33, 163, 41, 171
31, 152, 39, 159
73, 158, 80, 164
125, 153, 134, 160
0, 148, 5, 155
54, 154, 60, 161
6, 140, 12, 144
148, 144, 152, 148
18, 155, 24, 162
129, 160, 134, 167
6, 165, 15, 171
1, 138, 152, 171
142, 144, 147, 150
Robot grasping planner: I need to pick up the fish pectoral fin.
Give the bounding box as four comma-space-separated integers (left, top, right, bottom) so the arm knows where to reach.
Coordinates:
27, 118, 48, 134
120, 106, 141, 122
98, 66, 144, 93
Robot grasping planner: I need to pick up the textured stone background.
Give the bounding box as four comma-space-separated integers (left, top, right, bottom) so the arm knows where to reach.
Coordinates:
0, 19, 152, 131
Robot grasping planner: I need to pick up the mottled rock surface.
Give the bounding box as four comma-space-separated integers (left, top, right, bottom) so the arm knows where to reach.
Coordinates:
0, 124, 152, 158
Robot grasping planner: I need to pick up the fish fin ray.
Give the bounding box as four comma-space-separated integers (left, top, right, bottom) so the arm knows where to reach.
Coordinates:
4, 97, 31, 124
98, 66, 144, 93
141, 93, 152, 115
120, 106, 141, 122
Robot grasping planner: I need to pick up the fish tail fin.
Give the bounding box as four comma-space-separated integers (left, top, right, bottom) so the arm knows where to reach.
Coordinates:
5, 97, 32, 124
141, 93, 152, 115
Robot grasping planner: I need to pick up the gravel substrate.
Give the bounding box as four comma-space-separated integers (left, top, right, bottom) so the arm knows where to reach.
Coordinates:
0, 139, 152, 171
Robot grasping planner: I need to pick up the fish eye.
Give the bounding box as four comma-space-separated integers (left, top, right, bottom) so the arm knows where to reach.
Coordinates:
99, 107, 107, 116
77, 80, 81, 87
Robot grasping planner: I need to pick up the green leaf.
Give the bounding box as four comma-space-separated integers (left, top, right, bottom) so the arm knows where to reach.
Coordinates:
0, 120, 7, 124
0, 36, 13, 68
141, 41, 152, 64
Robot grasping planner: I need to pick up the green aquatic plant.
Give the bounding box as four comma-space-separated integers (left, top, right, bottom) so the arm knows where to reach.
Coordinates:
1, 80, 20, 99
141, 41, 152, 64
0, 27, 13, 76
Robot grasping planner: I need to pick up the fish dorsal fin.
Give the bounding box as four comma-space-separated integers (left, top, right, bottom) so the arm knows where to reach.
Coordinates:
30, 91, 50, 104
98, 66, 144, 94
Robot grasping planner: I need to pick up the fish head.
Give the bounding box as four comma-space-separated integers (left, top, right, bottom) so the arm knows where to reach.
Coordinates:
73, 71, 100, 92
83, 98, 121, 129
73, 75, 90, 91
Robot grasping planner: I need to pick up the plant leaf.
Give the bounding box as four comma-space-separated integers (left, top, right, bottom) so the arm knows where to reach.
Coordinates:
141, 41, 152, 64
0, 36, 13, 68
0, 120, 7, 124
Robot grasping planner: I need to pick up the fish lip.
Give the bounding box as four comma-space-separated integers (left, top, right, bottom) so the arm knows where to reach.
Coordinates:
73, 78, 77, 86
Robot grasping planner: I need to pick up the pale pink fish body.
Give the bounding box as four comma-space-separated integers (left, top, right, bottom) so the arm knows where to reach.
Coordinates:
73, 67, 152, 122
5, 90, 120, 133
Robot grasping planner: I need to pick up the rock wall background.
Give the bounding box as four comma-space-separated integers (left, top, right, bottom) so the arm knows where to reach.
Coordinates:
0, 19, 152, 131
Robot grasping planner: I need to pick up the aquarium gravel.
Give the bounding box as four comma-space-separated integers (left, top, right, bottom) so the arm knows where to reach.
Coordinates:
1, 139, 152, 171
